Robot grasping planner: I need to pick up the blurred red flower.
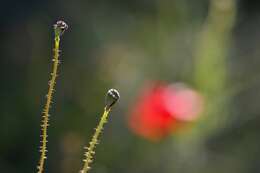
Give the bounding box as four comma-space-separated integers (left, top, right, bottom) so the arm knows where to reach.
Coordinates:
128, 82, 204, 141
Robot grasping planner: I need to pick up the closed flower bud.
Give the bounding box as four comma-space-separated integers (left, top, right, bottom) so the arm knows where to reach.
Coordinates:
105, 89, 120, 109
54, 20, 68, 36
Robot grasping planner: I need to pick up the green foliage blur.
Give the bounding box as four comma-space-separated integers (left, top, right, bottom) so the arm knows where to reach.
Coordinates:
1, 0, 260, 172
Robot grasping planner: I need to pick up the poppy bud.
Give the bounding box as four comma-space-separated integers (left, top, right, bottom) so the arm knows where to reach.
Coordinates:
54, 20, 68, 37
105, 89, 120, 109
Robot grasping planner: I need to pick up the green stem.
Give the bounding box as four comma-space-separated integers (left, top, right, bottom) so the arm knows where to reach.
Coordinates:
37, 35, 60, 173
80, 108, 111, 173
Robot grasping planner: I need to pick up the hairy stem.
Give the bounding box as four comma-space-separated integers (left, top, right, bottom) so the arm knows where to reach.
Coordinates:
37, 35, 60, 173
80, 108, 111, 173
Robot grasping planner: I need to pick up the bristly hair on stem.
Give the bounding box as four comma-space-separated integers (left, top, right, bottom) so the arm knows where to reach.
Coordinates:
37, 20, 68, 173
80, 89, 120, 173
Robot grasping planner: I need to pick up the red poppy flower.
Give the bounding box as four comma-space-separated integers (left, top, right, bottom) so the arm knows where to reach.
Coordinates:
128, 82, 204, 141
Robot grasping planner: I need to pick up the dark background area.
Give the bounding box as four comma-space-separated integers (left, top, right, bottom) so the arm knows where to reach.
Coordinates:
1, 0, 260, 173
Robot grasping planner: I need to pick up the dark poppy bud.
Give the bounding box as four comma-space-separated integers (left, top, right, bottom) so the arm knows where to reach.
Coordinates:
54, 20, 68, 37
105, 89, 120, 109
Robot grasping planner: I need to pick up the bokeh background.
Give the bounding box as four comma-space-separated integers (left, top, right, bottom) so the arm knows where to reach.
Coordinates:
1, 0, 260, 172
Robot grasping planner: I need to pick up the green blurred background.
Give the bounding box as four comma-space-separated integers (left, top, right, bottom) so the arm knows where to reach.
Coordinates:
1, 0, 260, 172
